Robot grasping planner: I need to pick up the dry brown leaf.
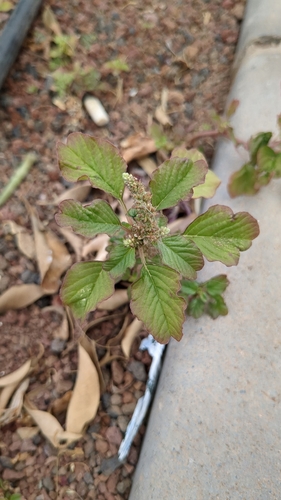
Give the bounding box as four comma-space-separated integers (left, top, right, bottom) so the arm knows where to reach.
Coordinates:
42, 231, 72, 294
0, 384, 19, 410
0, 284, 45, 313
155, 88, 173, 126
155, 106, 173, 126
0, 359, 31, 388
0, 378, 30, 426
42, 6, 62, 36
137, 157, 157, 176
4, 220, 35, 259
16, 426, 39, 440
79, 333, 105, 393
30, 209, 52, 281
65, 342, 100, 434
57, 226, 83, 261
168, 213, 196, 234
28, 205, 71, 292
24, 398, 82, 448
82, 233, 109, 259
121, 318, 143, 358
98, 289, 129, 311
0, 344, 44, 420
121, 133, 157, 163
54, 182, 91, 204
50, 391, 72, 417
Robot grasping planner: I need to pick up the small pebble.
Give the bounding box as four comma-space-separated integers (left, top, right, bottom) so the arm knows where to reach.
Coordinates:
108, 405, 122, 418
84, 471, 94, 485
127, 360, 147, 382
84, 439, 95, 458
117, 415, 129, 433
50, 338, 66, 354
121, 402, 137, 415
42, 476, 55, 491
105, 426, 122, 446
117, 478, 131, 494
100, 456, 121, 476
0, 456, 13, 469
110, 394, 122, 405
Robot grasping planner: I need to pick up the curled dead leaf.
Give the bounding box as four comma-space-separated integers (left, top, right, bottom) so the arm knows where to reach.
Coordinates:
65, 342, 100, 434
82, 233, 109, 259
41, 231, 72, 294
0, 284, 45, 313
121, 318, 143, 358
0, 378, 30, 426
4, 220, 35, 259
121, 133, 157, 163
28, 205, 71, 293
17, 426, 39, 440
54, 182, 91, 204
57, 226, 83, 261
0, 359, 31, 388
98, 289, 129, 311
137, 157, 157, 176
155, 106, 173, 127
0, 343, 44, 425
42, 6, 62, 36
50, 390, 73, 417
24, 398, 82, 448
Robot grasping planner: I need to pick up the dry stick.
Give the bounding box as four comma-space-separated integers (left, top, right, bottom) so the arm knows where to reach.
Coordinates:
0, 153, 37, 207
189, 129, 220, 146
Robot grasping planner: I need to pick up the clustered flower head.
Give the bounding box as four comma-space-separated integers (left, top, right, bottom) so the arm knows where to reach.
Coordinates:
122, 173, 170, 249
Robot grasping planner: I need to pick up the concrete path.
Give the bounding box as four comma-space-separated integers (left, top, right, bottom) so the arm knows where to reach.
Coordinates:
129, 1, 281, 498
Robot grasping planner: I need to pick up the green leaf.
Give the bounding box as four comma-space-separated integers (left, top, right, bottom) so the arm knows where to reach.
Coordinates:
249, 132, 272, 164
225, 99, 239, 119
171, 148, 220, 199
171, 147, 207, 164
273, 153, 281, 178
57, 133, 127, 200
180, 279, 199, 296
149, 157, 208, 210
184, 205, 259, 266
205, 275, 229, 296
256, 145, 276, 173
0, 1, 14, 12
56, 199, 121, 237
10, 495, 22, 500
103, 243, 136, 279
187, 296, 205, 319
61, 262, 114, 317
131, 264, 185, 343
228, 163, 259, 198
157, 235, 203, 279
192, 170, 221, 199
207, 295, 228, 319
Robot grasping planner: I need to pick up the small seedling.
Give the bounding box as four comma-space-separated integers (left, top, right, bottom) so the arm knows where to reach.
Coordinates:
228, 131, 281, 197
56, 133, 259, 343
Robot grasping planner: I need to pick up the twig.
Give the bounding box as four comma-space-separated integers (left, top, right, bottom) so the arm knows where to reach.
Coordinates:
189, 129, 220, 146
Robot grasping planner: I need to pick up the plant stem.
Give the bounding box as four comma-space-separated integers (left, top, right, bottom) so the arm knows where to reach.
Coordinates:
138, 247, 147, 268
